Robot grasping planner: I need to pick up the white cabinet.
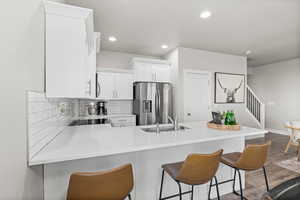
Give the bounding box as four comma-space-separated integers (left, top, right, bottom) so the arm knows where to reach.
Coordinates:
133, 62, 153, 82
152, 64, 171, 82
115, 73, 133, 99
132, 58, 171, 82
86, 33, 99, 98
97, 72, 115, 99
45, 1, 97, 98
96, 71, 133, 100
109, 115, 136, 127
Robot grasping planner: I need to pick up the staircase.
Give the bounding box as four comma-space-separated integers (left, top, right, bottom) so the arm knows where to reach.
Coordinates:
246, 85, 265, 129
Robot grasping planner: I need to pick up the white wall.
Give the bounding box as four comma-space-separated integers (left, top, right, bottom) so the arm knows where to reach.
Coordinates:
164, 49, 179, 118
169, 47, 257, 127
248, 58, 300, 131
97, 50, 159, 70
0, 0, 46, 199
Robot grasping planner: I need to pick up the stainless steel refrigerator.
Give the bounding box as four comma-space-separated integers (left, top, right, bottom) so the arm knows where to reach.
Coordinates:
133, 82, 173, 125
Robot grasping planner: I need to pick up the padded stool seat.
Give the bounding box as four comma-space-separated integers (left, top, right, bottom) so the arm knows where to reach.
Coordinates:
67, 164, 134, 200
219, 141, 271, 200
220, 152, 242, 168
161, 162, 183, 181
159, 150, 223, 200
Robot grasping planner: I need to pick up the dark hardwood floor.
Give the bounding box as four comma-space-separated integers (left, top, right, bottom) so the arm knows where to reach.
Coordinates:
220, 133, 300, 200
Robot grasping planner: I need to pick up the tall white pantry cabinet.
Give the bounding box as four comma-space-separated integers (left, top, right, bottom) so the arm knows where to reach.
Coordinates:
45, 1, 97, 98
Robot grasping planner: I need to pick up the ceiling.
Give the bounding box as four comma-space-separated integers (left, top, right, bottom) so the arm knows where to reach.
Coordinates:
66, 0, 300, 67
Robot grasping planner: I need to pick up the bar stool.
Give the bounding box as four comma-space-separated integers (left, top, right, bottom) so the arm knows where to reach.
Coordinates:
67, 164, 134, 200
159, 150, 223, 200
216, 141, 271, 200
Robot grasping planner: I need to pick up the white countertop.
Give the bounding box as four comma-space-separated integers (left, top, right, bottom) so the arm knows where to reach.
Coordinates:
29, 121, 267, 166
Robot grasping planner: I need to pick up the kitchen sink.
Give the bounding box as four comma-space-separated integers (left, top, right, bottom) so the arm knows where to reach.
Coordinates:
141, 125, 190, 133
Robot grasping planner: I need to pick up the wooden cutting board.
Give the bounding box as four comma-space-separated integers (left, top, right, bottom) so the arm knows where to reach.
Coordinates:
207, 122, 241, 131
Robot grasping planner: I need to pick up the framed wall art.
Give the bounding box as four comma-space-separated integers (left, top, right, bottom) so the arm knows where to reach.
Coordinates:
215, 72, 245, 104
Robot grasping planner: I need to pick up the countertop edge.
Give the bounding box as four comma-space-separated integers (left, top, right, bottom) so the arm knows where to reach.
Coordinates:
29, 130, 267, 166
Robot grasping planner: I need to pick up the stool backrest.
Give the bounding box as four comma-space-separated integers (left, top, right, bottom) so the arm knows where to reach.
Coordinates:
67, 164, 134, 200
236, 141, 271, 170
176, 149, 223, 185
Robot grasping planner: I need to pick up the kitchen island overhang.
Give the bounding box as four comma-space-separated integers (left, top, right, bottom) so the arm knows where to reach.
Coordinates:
31, 121, 267, 200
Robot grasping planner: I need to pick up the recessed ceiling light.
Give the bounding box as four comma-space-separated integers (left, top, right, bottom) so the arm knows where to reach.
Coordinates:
108, 36, 117, 42
161, 44, 168, 49
200, 11, 212, 19
246, 50, 252, 55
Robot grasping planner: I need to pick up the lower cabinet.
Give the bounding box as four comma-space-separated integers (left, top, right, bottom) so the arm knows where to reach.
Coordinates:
109, 115, 136, 127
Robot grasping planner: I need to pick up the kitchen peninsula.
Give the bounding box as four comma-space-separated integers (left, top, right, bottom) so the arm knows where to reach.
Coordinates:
30, 121, 267, 200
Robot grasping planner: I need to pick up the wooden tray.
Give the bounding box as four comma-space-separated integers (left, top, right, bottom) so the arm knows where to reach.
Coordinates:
207, 122, 241, 131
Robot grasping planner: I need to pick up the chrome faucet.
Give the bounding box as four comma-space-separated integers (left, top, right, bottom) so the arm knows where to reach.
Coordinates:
156, 122, 160, 134
168, 116, 179, 130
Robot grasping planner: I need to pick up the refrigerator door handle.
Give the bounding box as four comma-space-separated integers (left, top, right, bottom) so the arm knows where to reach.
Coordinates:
155, 84, 161, 123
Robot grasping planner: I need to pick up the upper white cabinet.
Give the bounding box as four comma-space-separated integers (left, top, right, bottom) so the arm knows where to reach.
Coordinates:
96, 71, 134, 100
131, 58, 171, 82
45, 1, 97, 98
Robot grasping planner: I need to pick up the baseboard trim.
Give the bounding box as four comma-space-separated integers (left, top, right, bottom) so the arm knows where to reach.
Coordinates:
267, 129, 289, 136
246, 134, 265, 140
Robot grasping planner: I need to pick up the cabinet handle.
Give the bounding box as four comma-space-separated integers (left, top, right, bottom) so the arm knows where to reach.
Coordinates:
97, 81, 101, 98
86, 80, 92, 96
88, 80, 92, 96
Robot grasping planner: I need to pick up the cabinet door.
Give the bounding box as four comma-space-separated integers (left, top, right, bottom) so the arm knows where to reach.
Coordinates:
152, 64, 171, 82
97, 72, 115, 99
114, 73, 134, 99
45, 2, 94, 98
85, 33, 98, 98
133, 62, 154, 82
46, 14, 87, 98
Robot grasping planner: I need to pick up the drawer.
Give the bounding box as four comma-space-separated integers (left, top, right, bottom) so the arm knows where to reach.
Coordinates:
110, 116, 135, 124
109, 116, 136, 127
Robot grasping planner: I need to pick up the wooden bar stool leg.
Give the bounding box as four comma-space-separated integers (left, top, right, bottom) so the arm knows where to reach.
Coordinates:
263, 166, 270, 191
190, 185, 194, 200
159, 170, 165, 200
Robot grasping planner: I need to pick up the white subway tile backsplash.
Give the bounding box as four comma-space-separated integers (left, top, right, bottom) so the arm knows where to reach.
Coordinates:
27, 91, 76, 160
78, 100, 133, 116
107, 100, 132, 115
